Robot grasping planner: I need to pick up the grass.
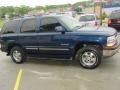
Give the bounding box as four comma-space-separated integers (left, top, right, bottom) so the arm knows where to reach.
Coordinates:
0, 19, 5, 28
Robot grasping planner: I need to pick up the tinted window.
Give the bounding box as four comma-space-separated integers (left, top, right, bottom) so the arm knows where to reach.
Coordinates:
40, 17, 61, 32
2, 20, 19, 34
79, 15, 95, 21
110, 12, 120, 19
21, 19, 36, 33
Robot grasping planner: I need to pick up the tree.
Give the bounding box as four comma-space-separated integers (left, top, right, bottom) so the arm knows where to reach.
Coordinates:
14, 5, 32, 15
102, 12, 107, 20
35, 6, 44, 11
0, 0, 93, 19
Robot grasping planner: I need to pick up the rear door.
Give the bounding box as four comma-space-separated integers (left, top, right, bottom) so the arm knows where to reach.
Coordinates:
18, 18, 39, 55
110, 11, 120, 28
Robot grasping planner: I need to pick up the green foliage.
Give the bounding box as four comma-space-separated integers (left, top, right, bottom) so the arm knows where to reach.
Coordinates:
0, 0, 93, 19
0, 19, 5, 28
73, 0, 93, 7
35, 6, 45, 11
15, 6, 33, 15
0, 6, 33, 19
102, 12, 107, 20
45, 4, 71, 11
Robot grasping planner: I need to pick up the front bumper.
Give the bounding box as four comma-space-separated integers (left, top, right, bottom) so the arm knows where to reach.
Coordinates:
103, 42, 120, 57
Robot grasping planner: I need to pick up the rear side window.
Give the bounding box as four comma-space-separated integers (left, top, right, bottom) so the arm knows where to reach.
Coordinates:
21, 19, 36, 33
2, 20, 19, 34
79, 15, 95, 21
110, 12, 120, 19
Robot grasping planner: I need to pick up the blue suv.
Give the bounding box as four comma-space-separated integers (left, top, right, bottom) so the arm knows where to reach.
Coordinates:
0, 15, 119, 69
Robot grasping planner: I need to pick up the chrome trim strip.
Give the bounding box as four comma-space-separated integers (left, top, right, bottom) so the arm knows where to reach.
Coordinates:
25, 46, 56, 48
25, 46, 69, 51
60, 44, 69, 46
25, 46, 42, 48
39, 48, 69, 51
26, 48, 38, 50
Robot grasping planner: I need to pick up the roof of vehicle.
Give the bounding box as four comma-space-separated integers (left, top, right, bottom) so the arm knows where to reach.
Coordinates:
111, 9, 120, 13
79, 13, 97, 17
4, 15, 64, 23
10, 15, 64, 22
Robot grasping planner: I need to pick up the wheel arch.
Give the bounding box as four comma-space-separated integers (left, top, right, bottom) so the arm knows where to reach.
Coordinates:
7, 43, 23, 55
73, 41, 103, 58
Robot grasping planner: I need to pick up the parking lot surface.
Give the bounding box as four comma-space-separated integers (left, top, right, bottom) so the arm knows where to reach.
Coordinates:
0, 49, 120, 90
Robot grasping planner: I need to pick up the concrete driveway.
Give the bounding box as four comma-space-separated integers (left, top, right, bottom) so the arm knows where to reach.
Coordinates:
0, 50, 120, 90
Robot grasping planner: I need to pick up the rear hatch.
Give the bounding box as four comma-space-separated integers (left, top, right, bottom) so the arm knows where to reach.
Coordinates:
108, 11, 120, 27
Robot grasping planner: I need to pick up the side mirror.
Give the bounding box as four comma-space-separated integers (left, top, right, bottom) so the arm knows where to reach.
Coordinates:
55, 26, 65, 34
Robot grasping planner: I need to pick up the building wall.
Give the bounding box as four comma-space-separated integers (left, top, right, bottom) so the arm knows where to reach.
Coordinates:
104, 0, 120, 4
103, 0, 120, 8
102, 0, 120, 16
103, 7, 120, 16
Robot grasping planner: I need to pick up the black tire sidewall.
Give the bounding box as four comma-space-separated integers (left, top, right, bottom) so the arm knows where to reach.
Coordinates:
10, 46, 26, 64
76, 47, 101, 69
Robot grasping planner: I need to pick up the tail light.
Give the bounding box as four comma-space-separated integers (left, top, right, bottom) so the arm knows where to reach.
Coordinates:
108, 19, 112, 25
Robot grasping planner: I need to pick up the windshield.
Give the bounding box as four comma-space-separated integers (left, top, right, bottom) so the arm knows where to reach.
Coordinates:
59, 16, 84, 30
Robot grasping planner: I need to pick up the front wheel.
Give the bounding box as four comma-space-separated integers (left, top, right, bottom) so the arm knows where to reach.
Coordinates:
75, 46, 102, 69
10, 46, 26, 64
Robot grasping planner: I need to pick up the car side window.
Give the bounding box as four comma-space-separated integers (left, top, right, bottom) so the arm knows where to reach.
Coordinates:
2, 20, 19, 34
80, 15, 95, 21
21, 19, 36, 33
40, 17, 61, 32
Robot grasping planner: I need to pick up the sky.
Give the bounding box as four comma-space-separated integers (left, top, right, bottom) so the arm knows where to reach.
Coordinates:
0, 0, 89, 7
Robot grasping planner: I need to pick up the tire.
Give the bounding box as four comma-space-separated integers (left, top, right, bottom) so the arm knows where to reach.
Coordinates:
10, 46, 26, 64
75, 46, 102, 69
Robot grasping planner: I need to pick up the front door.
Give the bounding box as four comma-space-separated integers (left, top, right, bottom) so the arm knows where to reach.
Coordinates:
37, 17, 71, 58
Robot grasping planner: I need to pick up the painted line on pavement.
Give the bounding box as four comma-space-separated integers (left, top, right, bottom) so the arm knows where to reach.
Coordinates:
14, 69, 23, 90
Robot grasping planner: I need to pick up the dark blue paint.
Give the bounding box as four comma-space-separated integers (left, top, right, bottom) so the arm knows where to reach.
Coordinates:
0, 16, 116, 60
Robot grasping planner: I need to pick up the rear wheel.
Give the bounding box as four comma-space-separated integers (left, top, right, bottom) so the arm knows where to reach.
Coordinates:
75, 46, 102, 69
10, 46, 26, 64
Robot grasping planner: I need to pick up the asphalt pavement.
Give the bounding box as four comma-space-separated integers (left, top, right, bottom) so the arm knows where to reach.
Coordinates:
0, 47, 120, 90
0, 27, 120, 90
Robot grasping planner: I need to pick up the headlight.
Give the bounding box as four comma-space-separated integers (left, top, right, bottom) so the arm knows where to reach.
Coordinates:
107, 35, 117, 47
